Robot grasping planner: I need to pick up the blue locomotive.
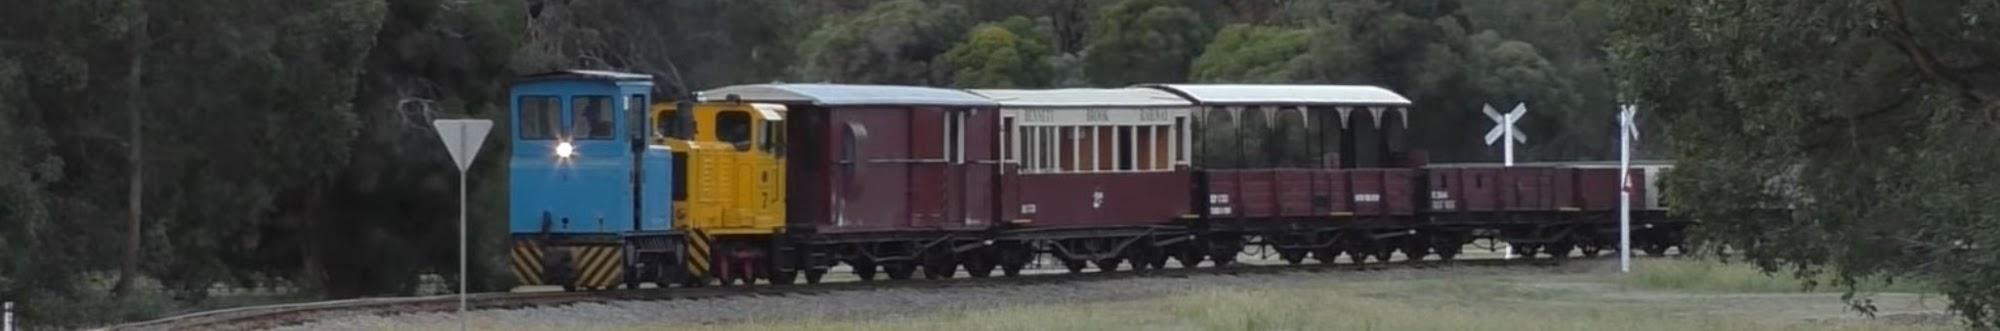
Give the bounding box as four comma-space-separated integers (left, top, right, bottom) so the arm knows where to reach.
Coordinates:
506, 70, 685, 290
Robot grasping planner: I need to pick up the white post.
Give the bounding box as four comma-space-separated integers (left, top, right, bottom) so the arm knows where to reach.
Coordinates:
1618, 106, 1637, 274
1503, 122, 1514, 167
5, 301, 14, 331
458, 169, 468, 331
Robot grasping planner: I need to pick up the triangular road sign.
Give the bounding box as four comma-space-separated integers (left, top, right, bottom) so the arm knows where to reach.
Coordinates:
434, 119, 494, 171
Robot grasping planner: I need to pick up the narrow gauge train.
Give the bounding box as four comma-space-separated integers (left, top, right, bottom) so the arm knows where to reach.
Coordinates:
504, 70, 1690, 290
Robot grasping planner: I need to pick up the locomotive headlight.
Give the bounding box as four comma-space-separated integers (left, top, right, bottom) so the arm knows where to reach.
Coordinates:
555, 142, 575, 158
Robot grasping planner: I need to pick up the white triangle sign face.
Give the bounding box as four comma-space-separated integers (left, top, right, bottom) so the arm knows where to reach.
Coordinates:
434, 119, 494, 171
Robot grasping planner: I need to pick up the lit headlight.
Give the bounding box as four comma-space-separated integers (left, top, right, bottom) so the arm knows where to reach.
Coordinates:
555, 142, 575, 158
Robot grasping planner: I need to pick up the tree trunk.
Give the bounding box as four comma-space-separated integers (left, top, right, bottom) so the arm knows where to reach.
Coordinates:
112, 0, 147, 296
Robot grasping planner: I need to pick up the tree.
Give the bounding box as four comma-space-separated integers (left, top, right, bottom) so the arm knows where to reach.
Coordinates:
1190, 24, 1310, 83
1083, 0, 1214, 86
794, 0, 972, 84
1614, 0, 2000, 326
941, 17, 1057, 88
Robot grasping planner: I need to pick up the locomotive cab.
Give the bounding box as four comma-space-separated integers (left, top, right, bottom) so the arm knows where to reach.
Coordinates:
506, 70, 685, 291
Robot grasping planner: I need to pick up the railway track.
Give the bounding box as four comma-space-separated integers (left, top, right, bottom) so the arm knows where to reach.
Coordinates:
100, 256, 1561, 331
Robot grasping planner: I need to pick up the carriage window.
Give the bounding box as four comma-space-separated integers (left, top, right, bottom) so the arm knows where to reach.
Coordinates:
518, 95, 561, 140
945, 111, 965, 164
570, 95, 615, 140
1174, 116, 1190, 165
1000, 117, 1016, 163
716, 111, 753, 151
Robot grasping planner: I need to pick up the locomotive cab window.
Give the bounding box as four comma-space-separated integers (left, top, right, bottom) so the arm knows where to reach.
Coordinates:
716, 110, 753, 151
762, 120, 783, 155
571, 95, 616, 140
518, 95, 561, 140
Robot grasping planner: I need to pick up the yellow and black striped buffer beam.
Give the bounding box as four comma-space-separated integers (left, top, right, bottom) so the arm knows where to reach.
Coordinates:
510, 241, 545, 286
686, 229, 712, 279
572, 245, 625, 290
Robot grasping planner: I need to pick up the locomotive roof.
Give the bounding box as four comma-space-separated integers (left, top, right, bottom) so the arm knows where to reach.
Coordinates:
516, 70, 653, 82
969, 88, 1193, 108
1145, 84, 1412, 107
699, 84, 997, 107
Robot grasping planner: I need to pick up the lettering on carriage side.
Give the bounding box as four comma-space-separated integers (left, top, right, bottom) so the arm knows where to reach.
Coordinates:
1355, 193, 1382, 203
1430, 190, 1450, 200
1020, 203, 1038, 214
1022, 109, 1056, 123
1138, 108, 1171, 122
1086, 109, 1109, 122
1208, 194, 1231, 204
1092, 191, 1105, 209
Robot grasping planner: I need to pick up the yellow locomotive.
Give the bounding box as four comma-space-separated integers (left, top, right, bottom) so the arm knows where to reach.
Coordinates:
652, 98, 791, 285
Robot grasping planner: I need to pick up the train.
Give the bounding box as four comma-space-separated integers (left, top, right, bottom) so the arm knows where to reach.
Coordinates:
504, 70, 1689, 290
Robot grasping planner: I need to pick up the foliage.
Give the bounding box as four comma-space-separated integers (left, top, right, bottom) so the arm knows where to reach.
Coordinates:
1190, 24, 1311, 83
1613, 0, 2000, 326
794, 0, 973, 84
1083, 0, 1214, 86
940, 17, 1058, 88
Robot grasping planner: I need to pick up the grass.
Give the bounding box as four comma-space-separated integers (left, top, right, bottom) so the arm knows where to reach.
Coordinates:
1619, 258, 1934, 293
641, 260, 1953, 331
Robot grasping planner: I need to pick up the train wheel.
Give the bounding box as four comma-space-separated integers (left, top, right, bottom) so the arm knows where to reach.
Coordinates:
770, 269, 798, 285
1402, 239, 1431, 262
1373, 241, 1395, 262
1549, 242, 1575, 260
1095, 258, 1123, 272
1279, 249, 1307, 265
1063, 259, 1089, 273
885, 262, 916, 280
964, 254, 995, 278
1643, 243, 1669, 257
1580, 243, 1603, 258
1312, 245, 1344, 264
1001, 261, 1024, 277
851, 260, 879, 282
1145, 249, 1170, 270
1517, 244, 1541, 259
1173, 244, 1205, 268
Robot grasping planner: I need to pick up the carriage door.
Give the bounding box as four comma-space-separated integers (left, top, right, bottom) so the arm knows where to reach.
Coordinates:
907, 108, 952, 229
959, 108, 996, 229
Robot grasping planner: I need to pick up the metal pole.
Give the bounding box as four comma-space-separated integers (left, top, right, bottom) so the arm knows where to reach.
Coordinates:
458, 129, 469, 331
1619, 112, 1632, 273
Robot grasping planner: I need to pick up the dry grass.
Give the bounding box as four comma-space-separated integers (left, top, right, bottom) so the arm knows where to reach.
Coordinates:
646, 260, 1954, 331
1619, 258, 1934, 293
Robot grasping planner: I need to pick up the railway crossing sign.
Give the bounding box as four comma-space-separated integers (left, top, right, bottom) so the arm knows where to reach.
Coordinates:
1617, 105, 1639, 274
432, 119, 492, 331
1483, 103, 1528, 166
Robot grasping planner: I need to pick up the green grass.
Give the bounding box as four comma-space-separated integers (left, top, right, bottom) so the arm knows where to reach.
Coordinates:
649, 267, 1951, 331
1619, 258, 1934, 293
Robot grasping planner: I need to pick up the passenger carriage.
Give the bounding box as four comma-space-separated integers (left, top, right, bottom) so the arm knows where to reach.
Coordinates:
1148, 84, 1432, 265
970, 88, 1199, 274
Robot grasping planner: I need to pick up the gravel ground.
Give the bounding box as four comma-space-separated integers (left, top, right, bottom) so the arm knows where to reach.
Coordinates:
276, 258, 1570, 331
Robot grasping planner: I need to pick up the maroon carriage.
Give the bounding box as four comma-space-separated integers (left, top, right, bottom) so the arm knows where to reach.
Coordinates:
1147, 84, 1435, 264
1423, 161, 1679, 258
970, 88, 1198, 273
700, 83, 1000, 280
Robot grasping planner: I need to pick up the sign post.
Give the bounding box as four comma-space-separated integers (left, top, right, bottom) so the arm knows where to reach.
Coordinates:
1617, 105, 1640, 273
433, 119, 492, 331
5, 301, 14, 331
1483, 103, 1528, 166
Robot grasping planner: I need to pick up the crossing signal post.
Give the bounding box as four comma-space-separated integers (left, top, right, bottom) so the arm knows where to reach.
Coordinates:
433, 119, 492, 331
1617, 105, 1641, 273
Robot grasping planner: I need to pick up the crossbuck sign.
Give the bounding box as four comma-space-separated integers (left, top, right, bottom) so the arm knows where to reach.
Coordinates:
1617, 105, 1640, 273
1483, 103, 1528, 166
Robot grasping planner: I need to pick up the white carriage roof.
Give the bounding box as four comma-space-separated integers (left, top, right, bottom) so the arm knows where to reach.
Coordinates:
1145, 84, 1412, 107
1422, 160, 1676, 169
699, 84, 997, 107
969, 88, 1193, 108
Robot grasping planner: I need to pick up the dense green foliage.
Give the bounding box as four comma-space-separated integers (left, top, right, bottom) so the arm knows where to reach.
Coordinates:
18, 0, 1989, 328
1613, 0, 2000, 326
